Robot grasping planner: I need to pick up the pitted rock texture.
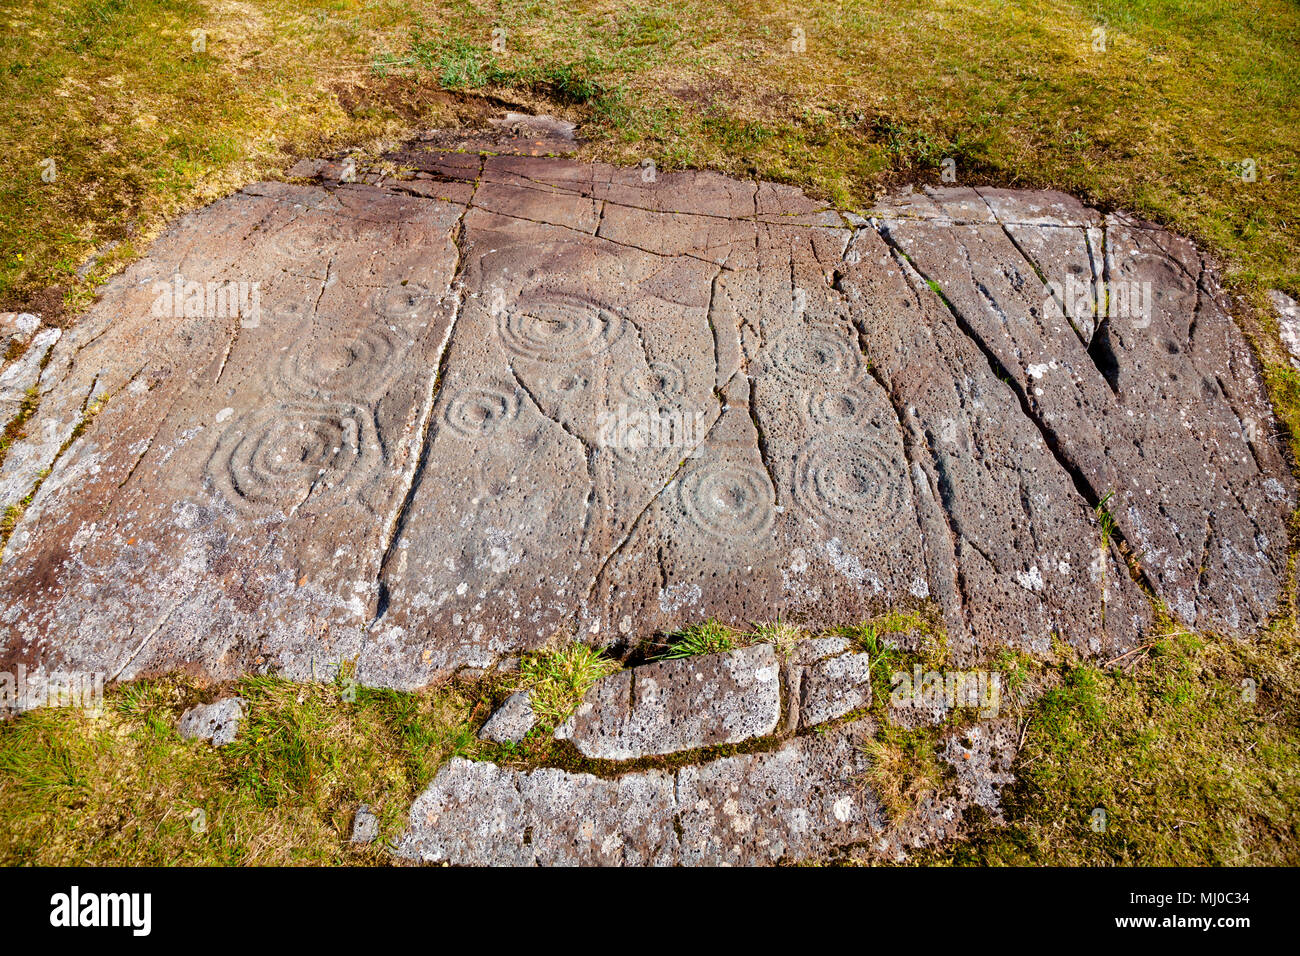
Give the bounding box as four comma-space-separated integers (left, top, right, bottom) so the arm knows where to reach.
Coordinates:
555, 640, 871, 758
555, 644, 781, 758
872, 187, 1294, 634
0, 134, 1293, 699
396, 723, 880, 866
795, 649, 873, 728
350, 804, 380, 845
400, 639, 1012, 866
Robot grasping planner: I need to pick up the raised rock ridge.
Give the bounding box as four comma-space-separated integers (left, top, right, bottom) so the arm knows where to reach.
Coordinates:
0, 130, 1292, 703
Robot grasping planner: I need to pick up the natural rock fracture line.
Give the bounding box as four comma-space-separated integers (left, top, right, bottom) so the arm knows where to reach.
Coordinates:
0, 138, 1292, 704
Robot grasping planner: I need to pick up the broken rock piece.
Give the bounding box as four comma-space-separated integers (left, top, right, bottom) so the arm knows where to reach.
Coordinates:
797, 649, 873, 728
396, 721, 878, 866
177, 697, 246, 747
478, 690, 536, 743
555, 644, 781, 760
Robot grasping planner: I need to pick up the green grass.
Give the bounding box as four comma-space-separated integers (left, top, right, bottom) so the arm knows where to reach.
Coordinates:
0, 671, 478, 865
917, 617, 1300, 866
517, 643, 620, 728
1095, 491, 1119, 547
657, 619, 738, 659
1, 610, 1297, 864
2, 0, 1298, 313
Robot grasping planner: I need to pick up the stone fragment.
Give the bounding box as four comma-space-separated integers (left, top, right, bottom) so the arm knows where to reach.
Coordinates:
942, 720, 1018, 815
1269, 289, 1300, 369
350, 804, 379, 844
0, 312, 40, 363
793, 636, 850, 665
798, 651, 872, 728
178, 697, 245, 747
395, 757, 678, 866
478, 690, 535, 743
555, 644, 781, 759
675, 726, 881, 865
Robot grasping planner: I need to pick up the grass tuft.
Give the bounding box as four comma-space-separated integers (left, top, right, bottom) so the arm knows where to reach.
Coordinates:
657, 619, 739, 659
517, 643, 620, 728
0, 672, 478, 865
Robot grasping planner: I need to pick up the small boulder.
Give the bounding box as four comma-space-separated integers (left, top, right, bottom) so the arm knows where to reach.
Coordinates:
178, 697, 246, 747
350, 804, 380, 844
479, 690, 535, 743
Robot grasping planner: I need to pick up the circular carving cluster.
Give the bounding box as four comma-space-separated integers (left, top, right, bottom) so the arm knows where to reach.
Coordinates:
267, 221, 349, 263
209, 276, 428, 513
445, 387, 520, 439
209, 402, 378, 513
766, 325, 861, 388
804, 386, 871, 429
677, 461, 776, 542
793, 435, 906, 527
621, 361, 685, 403
278, 321, 404, 401
498, 294, 626, 364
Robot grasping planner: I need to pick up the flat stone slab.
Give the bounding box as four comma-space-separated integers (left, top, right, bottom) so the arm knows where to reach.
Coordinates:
555, 644, 781, 759
395, 723, 879, 866
0, 137, 1293, 699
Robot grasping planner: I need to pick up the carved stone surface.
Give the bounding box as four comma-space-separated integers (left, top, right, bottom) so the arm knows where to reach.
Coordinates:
0, 146, 1291, 702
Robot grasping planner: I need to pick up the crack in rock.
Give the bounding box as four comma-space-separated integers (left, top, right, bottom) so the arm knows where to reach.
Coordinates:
0, 148, 1290, 708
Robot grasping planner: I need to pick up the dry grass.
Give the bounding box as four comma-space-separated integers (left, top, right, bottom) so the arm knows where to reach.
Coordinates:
2, 0, 1297, 310
862, 730, 947, 823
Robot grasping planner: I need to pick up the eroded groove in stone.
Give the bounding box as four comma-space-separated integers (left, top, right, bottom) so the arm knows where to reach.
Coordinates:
0, 152, 1291, 700
872, 186, 1295, 634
